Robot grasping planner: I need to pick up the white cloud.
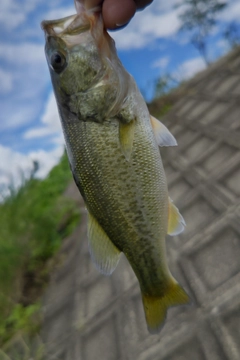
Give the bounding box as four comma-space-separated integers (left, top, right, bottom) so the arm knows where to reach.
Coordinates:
140, 11, 180, 37
111, 4, 181, 50
0, 1, 26, 30
152, 56, 170, 69
0, 145, 32, 180
0, 76, 48, 132
0, 69, 13, 93
0, 41, 49, 132
28, 146, 64, 179
152, 0, 181, 13
112, 30, 148, 50
43, 6, 75, 21
174, 57, 206, 81
0, 0, 42, 30
0, 42, 45, 65
0, 143, 64, 198
216, 39, 230, 53
52, 133, 65, 145
24, 127, 56, 139
0, 12, 25, 30
0, 106, 40, 132
219, 0, 240, 22
24, 92, 62, 140
0, 145, 33, 199
41, 93, 61, 128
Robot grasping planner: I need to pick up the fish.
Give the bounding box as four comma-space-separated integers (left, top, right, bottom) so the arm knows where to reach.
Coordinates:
42, 4, 190, 334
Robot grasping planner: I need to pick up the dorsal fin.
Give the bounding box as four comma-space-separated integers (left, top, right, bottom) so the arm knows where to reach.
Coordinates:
150, 115, 177, 147
167, 197, 186, 236
87, 212, 121, 275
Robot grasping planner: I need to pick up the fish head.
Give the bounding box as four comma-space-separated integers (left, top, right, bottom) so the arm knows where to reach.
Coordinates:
42, 9, 128, 118
42, 10, 110, 92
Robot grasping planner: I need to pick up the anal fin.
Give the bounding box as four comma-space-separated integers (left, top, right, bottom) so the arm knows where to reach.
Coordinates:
87, 212, 121, 275
150, 115, 177, 147
168, 197, 186, 236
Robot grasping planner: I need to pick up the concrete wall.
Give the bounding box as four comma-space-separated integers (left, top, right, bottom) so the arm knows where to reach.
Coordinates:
42, 47, 240, 360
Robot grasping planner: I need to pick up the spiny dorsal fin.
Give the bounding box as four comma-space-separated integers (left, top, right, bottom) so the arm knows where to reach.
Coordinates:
87, 212, 121, 275
119, 120, 135, 161
168, 197, 186, 236
150, 115, 177, 147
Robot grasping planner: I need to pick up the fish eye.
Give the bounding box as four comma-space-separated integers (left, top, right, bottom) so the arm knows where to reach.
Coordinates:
50, 51, 66, 73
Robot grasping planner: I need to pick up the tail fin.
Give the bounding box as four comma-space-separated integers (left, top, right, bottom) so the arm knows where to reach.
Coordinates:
142, 279, 190, 334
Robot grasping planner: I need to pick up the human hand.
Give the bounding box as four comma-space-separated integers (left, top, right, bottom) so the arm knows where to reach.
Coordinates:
75, 0, 153, 29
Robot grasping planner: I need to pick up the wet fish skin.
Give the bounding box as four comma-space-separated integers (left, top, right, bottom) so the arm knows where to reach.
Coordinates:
42, 8, 189, 334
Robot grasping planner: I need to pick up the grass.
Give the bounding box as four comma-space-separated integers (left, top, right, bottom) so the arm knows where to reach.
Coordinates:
0, 152, 80, 347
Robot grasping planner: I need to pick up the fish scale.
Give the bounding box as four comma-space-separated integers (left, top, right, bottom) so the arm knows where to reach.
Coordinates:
62, 112, 170, 291
42, 7, 190, 334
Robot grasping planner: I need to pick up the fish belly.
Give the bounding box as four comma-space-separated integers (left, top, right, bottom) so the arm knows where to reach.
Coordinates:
61, 110, 170, 291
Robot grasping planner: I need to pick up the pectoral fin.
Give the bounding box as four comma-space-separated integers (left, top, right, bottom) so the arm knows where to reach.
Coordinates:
119, 120, 135, 161
87, 212, 121, 275
168, 197, 186, 236
150, 115, 177, 147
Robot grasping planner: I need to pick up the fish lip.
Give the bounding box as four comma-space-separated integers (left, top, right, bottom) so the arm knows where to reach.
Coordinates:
41, 13, 92, 39
41, 15, 77, 37
41, 12, 97, 49
41, 5, 101, 38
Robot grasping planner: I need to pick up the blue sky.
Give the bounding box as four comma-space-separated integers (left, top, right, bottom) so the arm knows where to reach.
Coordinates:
0, 0, 239, 196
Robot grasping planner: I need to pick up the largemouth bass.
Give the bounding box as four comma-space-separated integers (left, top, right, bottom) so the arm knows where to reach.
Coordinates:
42, 5, 190, 334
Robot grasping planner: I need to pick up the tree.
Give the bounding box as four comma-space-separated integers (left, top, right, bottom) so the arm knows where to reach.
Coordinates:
177, 0, 227, 65
223, 22, 240, 49
154, 74, 179, 99
30, 160, 40, 179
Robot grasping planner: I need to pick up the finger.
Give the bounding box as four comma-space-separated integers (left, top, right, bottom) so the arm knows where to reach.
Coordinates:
135, 0, 153, 10
102, 0, 136, 29
85, 0, 102, 9
75, 0, 102, 12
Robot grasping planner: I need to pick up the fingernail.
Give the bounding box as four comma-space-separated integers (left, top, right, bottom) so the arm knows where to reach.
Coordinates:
115, 22, 129, 29
116, 22, 127, 26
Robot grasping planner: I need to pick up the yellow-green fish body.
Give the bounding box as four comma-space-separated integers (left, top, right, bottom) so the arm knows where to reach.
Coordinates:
42, 7, 189, 334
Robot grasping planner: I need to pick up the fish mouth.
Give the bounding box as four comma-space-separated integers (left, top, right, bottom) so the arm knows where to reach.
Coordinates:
41, 15, 77, 36
41, 14, 93, 49
41, 0, 102, 37
41, 14, 90, 37
41, 8, 102, 49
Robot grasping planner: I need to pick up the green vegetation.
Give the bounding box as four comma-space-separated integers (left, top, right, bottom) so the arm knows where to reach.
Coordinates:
153, 73, 179, 99
0, 152, 80, 347
151, 73, 181, 118
0, 334, 45, 360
